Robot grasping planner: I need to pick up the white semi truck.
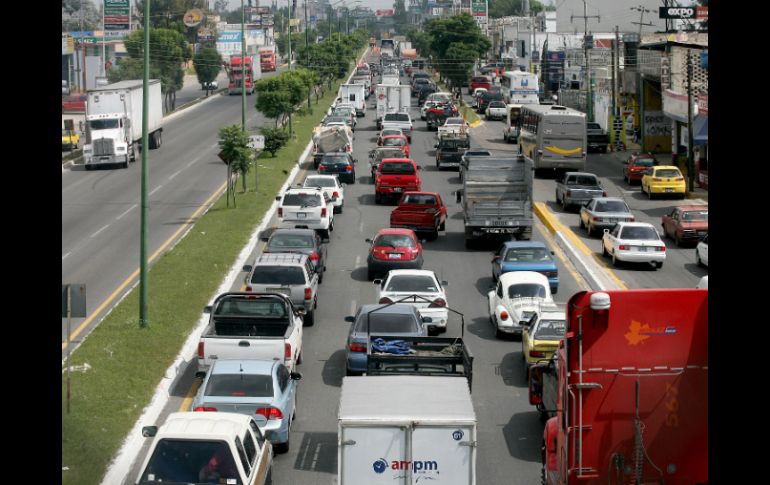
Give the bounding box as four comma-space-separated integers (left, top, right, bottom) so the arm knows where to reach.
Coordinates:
375, 84, 411, 130
82, 79, 163, 169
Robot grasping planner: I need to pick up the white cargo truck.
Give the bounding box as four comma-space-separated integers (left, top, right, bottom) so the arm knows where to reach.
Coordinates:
82, 79, 163, 169
340, 84, 367, 117
338, 376, 477, 485
375, 84, 411, 130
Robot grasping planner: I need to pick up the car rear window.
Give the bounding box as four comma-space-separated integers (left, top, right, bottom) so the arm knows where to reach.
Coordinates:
374, 149, 404, 160
489, 101, 506, 108
594, 201, 630, 213
385, 113, 410, 122
682, 210, 708, 221
215, 298, 288, 317
507, 283, 547, 299
141, 440, 238, 483
533, 319, 566, 340
305, 177, 336, 188
402, 194, 436, 205
250, 266, 306, 285
620, 226, 659, 240
380, 162, 415, 174
655, 169, 682, 178
383, 138, 406, 147
472, 76, 491, 83
504, 248, 552, 262
268, 234, 315, 249
635, 158, 656, 166
205, 373, 274, 398
374, 234, 416, 247
386, 275, 437, 292
282, 193, 321, 207
568, 175, 598, 185
355, 313, 419, 333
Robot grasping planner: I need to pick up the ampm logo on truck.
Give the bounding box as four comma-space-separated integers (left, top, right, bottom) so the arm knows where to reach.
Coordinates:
372, 457, 440, 476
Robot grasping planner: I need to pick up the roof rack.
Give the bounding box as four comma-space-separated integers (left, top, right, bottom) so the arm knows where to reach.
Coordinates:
255, 253, 306, 264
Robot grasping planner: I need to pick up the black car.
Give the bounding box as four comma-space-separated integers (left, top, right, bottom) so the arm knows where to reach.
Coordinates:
411, 78, 434, 96
262, 229, 328, 283
318, 153, 356, 184
417, 86, 438, 105
476, 91, 504, 114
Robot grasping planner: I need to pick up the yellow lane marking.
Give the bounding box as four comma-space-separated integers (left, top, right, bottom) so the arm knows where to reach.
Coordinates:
62, 181, 229, 350
545, 146, 581, 155
533, 202, 627, 290
535, 218, 589, 290
179, 376, 203, 411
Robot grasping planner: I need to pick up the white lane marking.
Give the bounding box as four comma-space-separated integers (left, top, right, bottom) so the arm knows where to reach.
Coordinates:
167, 170, 181, 181
355, 255, 361, 266
350, 300, 357, 316
90, 225, 110, 238
116, 204, 138, 220
62, 252, 71, 260
187, 159, 197, 168
149, 185, 163, 196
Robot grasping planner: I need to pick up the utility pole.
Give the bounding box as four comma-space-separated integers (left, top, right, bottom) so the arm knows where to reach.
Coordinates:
611, 26, 618, 118
630, 6, 654, 38
305, 0, 311, 110
287, 0, 293, 138
686, 50, 695, 192
139, 0, 151, 326
571, 1, 599, 121
241, 0, 246, 132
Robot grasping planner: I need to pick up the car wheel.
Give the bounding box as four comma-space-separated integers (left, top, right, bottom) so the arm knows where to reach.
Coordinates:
430, 229, 439, 240
601, 242, 608, 257
297, 350, 303, 365
555, 191, 560, 204
438, 220, 446, 231
318, 272, 324, 284
367, 268, 375, 280
674, 233, 681, 247
304, 309, 315, 326
560, 195, 568, 210
329, 218, 335, 232
579, 217, 585, 229
611, 251, 619, 267
375, 193, 382, 204
587, 224, 595, 237
275, 438, 290, 454
655, 261, 663, 269
696, 250, 703, 267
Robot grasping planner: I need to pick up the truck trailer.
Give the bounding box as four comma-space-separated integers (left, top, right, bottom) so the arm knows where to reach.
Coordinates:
375, 84, 411, 129
82, 79, 163, 169
542, 289, 708, 485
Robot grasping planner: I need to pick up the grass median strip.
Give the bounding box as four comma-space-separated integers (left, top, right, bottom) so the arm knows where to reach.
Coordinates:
61, 84, 344, 485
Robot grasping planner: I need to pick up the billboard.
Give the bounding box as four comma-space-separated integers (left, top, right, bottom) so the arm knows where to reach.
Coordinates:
103, 0, 130, 31
376, 9, 394, 17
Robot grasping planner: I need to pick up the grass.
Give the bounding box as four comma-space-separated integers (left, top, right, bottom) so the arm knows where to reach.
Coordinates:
61, 83, 346, 485
460, 105, 481, 125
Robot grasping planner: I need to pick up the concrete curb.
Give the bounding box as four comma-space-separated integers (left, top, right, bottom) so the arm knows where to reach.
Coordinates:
100, 46, 371, 485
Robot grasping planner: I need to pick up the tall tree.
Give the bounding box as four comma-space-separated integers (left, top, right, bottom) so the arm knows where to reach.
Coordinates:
218, 125, 253, 192
443, 42, 480, 89
488, 0, 545, 18
393, 0, 408, 26
193, 48, 222, 96
62, 0, 101, 31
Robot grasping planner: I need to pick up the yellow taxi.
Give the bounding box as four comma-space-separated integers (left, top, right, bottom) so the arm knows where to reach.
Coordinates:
521, 306, 566, 377
641, 165, 686, 199
62, 129, 80, 151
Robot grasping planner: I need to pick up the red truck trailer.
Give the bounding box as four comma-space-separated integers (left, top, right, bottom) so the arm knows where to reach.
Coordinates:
228, 56, 258, 95
259, 47, 276, 72
542, 289, 707, 485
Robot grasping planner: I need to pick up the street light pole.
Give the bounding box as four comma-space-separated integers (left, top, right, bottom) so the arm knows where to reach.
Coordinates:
139, 0, 151, 326
241, 0, 246, 132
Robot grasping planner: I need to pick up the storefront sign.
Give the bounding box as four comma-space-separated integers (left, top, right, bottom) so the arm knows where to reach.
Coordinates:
662, 89, 690, 123
659, 7, 696, 19
697, 95, 708, 116
104, 0, 130, 31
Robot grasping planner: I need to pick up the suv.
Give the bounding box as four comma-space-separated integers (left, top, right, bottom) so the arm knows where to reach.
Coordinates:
263, 228, 328, 281
381, 112, 413, 142
276, 187, 334, 240
244, 253, 322, 326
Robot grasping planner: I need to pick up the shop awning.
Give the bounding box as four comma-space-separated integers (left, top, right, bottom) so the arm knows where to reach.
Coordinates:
693, 115, 708, 145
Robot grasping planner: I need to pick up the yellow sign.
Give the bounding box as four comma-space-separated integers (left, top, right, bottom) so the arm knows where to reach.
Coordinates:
289, 18, 300, 27
184, 8, 204, 27
544, 146, 581, 155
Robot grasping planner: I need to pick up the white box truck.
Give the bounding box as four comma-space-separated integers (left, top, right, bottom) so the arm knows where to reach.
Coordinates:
340, 84, 367, 117
82, 79, 163, 169
338, 376, 477, 485
375, 84, 411, 130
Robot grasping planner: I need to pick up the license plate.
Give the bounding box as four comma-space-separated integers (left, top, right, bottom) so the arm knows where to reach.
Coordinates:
607, 218, 618, 223
388, 253, 401, 259
636, 246, 649, 252
665, 188, 673, 192
267, 287, 290, 295
297, 212, 306, 218
393, 187, 402, 192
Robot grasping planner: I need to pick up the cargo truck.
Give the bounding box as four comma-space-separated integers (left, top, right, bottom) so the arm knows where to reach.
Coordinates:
339, 84, 367, 117
375, 84, 411, 130
258, 46, 276, 71
455, 155, 534, 247
228, 55, 260, 95
82, 79, 163, 170
541, 289, 708, 485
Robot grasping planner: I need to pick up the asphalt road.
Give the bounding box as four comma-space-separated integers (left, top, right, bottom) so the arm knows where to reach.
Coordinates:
61, 67, 287, 355
121, 59, 589, 485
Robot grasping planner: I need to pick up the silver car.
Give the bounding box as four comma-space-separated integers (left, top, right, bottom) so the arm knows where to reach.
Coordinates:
579, 197, 635, 237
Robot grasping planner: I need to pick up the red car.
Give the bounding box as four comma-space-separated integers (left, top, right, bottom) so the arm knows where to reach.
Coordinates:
661, 205, 708, 246
365, 228, 424, 280
469, 75, 492, 95
622, 152, 658, 184
375, 158, 422, 204
380, 135, 410, 158
390, 192, 448, 240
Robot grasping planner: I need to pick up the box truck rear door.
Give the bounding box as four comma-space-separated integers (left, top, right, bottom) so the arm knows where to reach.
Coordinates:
411, 425, 475, 485
340, 426, 406, 485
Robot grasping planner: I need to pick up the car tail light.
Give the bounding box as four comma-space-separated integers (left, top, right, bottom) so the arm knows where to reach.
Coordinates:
592, 217, 600, 222
309, 251, 320, 262
602, 191, 607, 197
379, 297, 393, 304
332, 191, 340, 199
499, 310, 509, 321
256, 407, 284, 420
346, 165, 353, 172
656, 246, 666, 252
313, 143, 317, 152
278, 208, 283, 217
194, 406, 218, 412
197, 341, 204, 359
429, 298, 446, 308
674, 177, 684, 181
529, 350, 546, 358
619, 245, 628, 250
284, 342, 292, 359
437, 152, 443, 160
424, 208, 437, 214
321, 207, 327, 218
304, 287, 312, 300
652, 178, 663, 182
629, 217, 635, 221
542, 271, 558, 278
348, 341, 367, 352
318, 164, 326, 171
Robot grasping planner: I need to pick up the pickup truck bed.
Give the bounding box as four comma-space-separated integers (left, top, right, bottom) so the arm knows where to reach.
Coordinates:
554, 172, 605, 210
389, 192, 447, 238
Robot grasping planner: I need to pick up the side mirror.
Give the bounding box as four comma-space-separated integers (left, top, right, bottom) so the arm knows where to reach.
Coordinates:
203, 305, 212, 314
417, 165, 422, 170
295, 308, 307, 316
142, 426, 158, 438
492, 255, 501, 262
195, 371, 207, 379
242, 264, 253, 273
275, 196, 282, 201
421, 316, 433, 323
290, 371, 303, 380
372, 278, 382, 285
434, 143, 438, 148
365, 238, 373, 243
317, 266, 326, 273
441, 280, 448, 286
344, 316, 356, 323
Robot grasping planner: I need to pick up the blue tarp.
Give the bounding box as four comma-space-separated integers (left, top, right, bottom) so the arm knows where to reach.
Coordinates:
372, 338, 414, 354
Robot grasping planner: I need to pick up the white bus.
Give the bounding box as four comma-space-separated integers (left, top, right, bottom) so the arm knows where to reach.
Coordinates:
519, 104, 587, 172
500, 71, 540, 105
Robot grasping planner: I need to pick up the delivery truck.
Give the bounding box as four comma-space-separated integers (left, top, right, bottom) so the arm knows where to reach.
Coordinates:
375, 84, 411, 130
339, 84, 367, 117
82, 79, 163, 170
338, 376, 477, 485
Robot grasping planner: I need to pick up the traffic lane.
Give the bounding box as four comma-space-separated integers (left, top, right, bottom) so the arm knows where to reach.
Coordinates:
62, 95, 266, 345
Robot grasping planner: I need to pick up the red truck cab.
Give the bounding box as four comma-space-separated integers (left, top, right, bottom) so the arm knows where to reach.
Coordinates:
259, 50, 276, 71
390, 192, 447, 239
542, 289, 708, 485
469, 75, 492, 94
375, 158, 422, 205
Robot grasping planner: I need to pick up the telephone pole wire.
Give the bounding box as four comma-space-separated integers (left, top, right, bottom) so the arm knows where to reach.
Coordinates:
630, 6, 654, 38
571, 1, 600, 121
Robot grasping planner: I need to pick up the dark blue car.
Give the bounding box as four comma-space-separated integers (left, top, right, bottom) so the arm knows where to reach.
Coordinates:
491, 241, 559, 293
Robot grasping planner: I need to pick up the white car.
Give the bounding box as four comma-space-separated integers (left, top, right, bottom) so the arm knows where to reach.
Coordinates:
276, 187, 334, 240
488, 271, 554, 339
373, 269, 449, 335
303, 174, 345, 214
695, 234, 708, 267
601, 222, 666, 269
436, 117, 468, 139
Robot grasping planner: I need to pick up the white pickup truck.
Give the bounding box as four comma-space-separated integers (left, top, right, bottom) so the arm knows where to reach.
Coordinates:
197, 292, 304, 373
381, 112, 414, 142
136, 412, 273, 485
437, 117, 469, 140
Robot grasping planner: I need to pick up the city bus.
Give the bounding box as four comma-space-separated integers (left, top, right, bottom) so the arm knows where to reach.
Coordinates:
518, 104, 587, 172
500, 70, 539, 105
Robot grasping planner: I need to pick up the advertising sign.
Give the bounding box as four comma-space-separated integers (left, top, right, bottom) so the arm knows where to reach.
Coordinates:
103, 0, 130, 31
658, 6, 696, 19
376, 9, 394, 17
62, 34, 75, 55
471, 0, 487, 16
183, 8, 204, 27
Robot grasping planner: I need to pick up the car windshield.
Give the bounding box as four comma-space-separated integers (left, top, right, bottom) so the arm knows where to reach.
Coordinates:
355, 313, 418, 333
374, 234, 415, 248
682, 210, 708, 221
587, 123, 601, 129
250, 266, 305, 285
472, 77, 490, 83
383, 138, 406, 147
635, 158, 656, 166
140, 439, 239, 484
305, 177, 336, 188
402, 194, 436, 205
89, 119, 119, 130
595, 201, 630, 213
504, 248, 552, 262
386, 275, 437, 292
655, 169, 681, 178
620, 226, 659, 240
204, 373, 274, 398
385, 113, 410, 122
380, 162, 415, 174
268, 234, 315, 249
534, 320, 566, 340
465, 151, 490, 157
282, 193, 321, 207
507, 283, 547, 299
